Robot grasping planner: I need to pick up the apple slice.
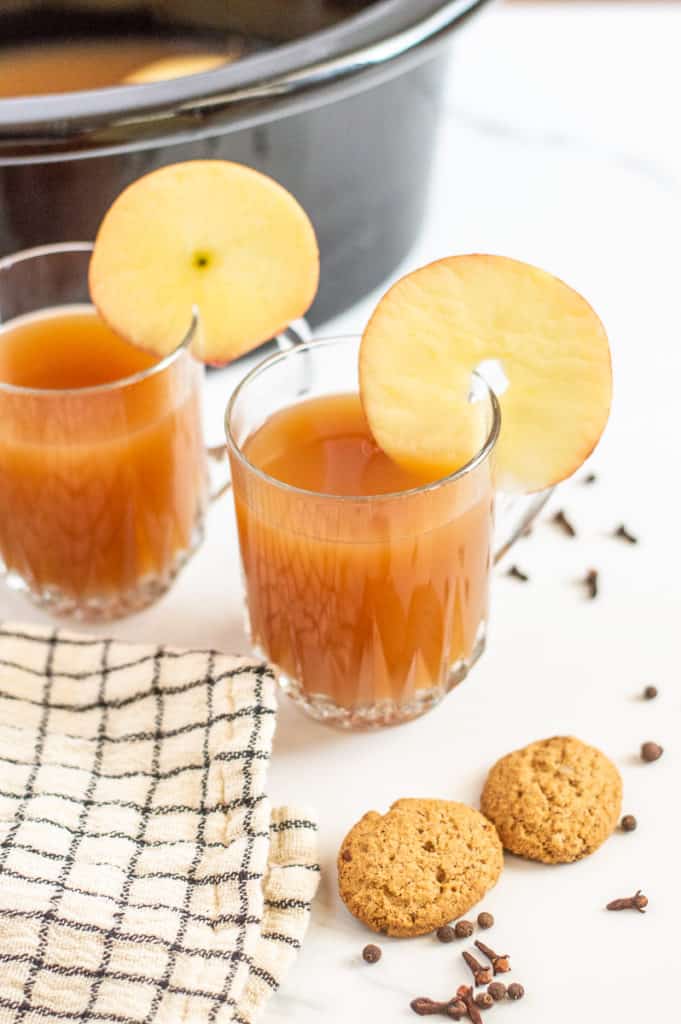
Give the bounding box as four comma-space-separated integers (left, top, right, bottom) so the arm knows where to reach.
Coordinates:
89, 161, 319, 364
359, 255, 611, 492
123, 54, 231, 85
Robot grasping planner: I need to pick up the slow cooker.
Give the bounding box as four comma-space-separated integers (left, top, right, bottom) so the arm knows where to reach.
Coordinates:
0, 0, 491, 323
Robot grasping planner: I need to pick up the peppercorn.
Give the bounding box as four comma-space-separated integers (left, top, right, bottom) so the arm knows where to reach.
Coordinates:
487, 982, 507, 1002
507, 983, 525, 1001
475, 993, 494, 1010
643, 685, 658, 700
436, 925, 456, 943
620, 814, 637, 832
641, 741, 663, 762
454, 920, 474, 939
362, 943, 381, 964
477, 912, 494, 929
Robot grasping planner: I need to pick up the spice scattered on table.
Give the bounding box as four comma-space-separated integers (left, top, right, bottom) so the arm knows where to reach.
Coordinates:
620, 814, 637, 832
507, 983, 525, 1001
582, 568, 599, 599
487, 982, 507, 1002
583, 472, 597, 484
613, 523, 638, 544
410, 997, 467, 1019
362, 943, 382, 964
643, 685, 658, 700
457, 986, 484, 1024
436, 925, 456, 944
552, 509, 576, 537
606, 890, 648, 913
454, 920, 474, 939
462, 951, 493, 987
640, 741, 663, 763
410, 996, 445, 1016
507, 565, 529, 582
475, 940, 510, 974
474, 992, 494, 1011
477, 911, 494, 929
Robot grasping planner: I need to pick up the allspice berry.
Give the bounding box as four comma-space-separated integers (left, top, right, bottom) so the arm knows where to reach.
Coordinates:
507, 983, 525, 1001
487, 982, 507, 1001
454, 920, 474, 939
643, 685, 658, 700
475, 993, 494, 1010
362, 943, 381, 964
477, 911, 494, 929
640, 741, 663, 762
620, 814, 637, 832
436, 925, 456, 943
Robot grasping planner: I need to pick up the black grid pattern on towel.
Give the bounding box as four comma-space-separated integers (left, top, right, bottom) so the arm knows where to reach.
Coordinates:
0, 625, 280, 1024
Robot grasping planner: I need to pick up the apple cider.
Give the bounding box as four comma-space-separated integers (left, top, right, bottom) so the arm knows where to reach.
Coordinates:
0, 305, 207, 617
231, 391, 494, 725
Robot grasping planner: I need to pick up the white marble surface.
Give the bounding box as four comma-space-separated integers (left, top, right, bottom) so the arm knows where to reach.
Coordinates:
2, 2, 680, 1020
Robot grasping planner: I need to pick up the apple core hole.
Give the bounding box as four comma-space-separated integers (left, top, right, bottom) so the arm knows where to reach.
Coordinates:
474, 358, 509, 398
193, 251, 212, 270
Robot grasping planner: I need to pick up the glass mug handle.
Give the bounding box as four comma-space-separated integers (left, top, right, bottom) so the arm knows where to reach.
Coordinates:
205, 317, 313, 501
493, 488, 554, 565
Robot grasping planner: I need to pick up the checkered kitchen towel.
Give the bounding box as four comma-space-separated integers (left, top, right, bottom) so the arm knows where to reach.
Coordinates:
0, 623, 319, 1024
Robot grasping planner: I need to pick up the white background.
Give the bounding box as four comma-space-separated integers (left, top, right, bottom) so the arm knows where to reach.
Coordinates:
1, 3, 679, 1020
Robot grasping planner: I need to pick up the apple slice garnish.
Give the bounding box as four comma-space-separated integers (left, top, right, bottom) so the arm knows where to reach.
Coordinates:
359, 255, 611, 492
123, 54, 231, 85
89, 161, 319, 364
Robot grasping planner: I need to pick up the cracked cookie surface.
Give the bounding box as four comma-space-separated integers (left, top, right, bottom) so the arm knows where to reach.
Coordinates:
481, 735, 622, 864
337, 798, 503, 937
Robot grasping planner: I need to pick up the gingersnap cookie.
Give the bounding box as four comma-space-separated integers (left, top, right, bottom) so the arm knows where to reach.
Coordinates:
337, 798, 503, 937
481, 736, 622, 864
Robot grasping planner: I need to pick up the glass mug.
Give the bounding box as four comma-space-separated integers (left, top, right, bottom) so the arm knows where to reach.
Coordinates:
0, 243, 221, 622
226, 335, 549, 729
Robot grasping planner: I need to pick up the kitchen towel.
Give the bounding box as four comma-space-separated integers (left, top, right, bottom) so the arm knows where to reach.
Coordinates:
0, 623, 319, 1024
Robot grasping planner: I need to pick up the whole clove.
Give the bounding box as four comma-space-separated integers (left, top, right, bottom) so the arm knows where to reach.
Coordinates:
462, 951, 493, 987
552, 509, 576, 537
457, 986, 484, 1024
640, 741, 663, 763
614, 523, 638, 545
507, 565, 529, 583
410, 997, 466, 1020
582, 568, 599, 599
606, 889, 648, 913
411, 997, 446, 1016
475, 940, 510, 974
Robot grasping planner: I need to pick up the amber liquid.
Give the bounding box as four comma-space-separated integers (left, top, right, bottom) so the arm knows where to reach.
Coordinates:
0, 306, 206, 608
235, 394, 493, 714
